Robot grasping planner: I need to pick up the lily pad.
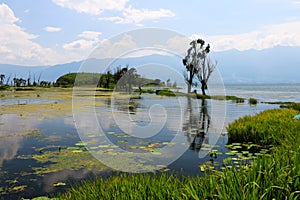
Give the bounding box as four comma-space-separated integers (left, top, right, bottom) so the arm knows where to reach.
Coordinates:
72, 149, 84, 153
117, 140, 128, 144
53, 182, 66, 187
232, 145, 242, 149
225, 150, 238, 156
31, 196, 59, 200
260, 149, 268, 154
31, 148, 108, 175
148, 143, 161, 148
199, 163, 215, 172
75, 142, 87, 146
98, 144, 113, 148
247, 143, 259, 149
201, 147, 212, 151
11, 185, 26, 192
151, 151, 162, 155
225, 144, 233, 148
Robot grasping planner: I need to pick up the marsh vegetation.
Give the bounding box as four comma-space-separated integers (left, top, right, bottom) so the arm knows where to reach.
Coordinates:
60, 108, 300, 200
0, 82, 299, 199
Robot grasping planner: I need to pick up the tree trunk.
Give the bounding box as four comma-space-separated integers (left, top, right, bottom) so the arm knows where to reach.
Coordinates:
187, 84, 192, 93
201, 80, 207, 95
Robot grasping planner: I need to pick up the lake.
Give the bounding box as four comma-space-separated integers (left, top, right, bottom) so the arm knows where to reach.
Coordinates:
0, 84, 299, 199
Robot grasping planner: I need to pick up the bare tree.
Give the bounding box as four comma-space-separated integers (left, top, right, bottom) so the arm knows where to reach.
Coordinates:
182, 39, 216, 95
0, 74, 5, 85
6, 74, 11, 85
197, 56, 217, 95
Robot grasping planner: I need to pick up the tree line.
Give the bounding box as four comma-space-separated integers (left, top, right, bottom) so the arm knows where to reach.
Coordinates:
55, 65, 163, 92
0, 73, 53, 87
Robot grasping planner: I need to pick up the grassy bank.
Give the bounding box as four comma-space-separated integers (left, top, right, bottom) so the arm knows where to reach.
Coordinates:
59, 108, 300, 199
138, 88, 246, 102
227, 108, 300, 145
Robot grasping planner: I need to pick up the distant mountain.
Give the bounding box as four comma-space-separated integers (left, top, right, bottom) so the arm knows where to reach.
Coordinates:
0, 62, 82, 84
0, 46, 299, 84
212, 46, 300, 83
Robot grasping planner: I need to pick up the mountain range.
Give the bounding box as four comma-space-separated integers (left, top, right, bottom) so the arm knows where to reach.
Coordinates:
0, 46, 299, 84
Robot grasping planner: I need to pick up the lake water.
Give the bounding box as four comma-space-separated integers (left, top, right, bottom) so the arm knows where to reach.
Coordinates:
0, 84, 299, 199
225, 83, 300, 102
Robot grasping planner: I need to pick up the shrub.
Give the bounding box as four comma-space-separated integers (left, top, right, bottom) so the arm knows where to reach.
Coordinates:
249, 98, 258, 105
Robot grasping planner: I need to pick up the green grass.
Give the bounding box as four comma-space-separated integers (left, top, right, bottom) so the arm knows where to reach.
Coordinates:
195, 94, 245, 103
133, 88, 156, 93
282, 103, 300, 111
156, 90, 185, 97
262, 101, 294, 105
15, 87, 35, 91
227, 108, 300, 145
59, 108, 300, 200
0, 85, 10, 90
131, 89, 245, 103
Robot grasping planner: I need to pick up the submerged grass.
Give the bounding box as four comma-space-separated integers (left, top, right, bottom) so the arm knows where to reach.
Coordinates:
60, 108, 300, 200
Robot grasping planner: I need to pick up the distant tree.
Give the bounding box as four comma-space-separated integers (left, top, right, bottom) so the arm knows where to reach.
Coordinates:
40, 81, 47, 87
13, 78, 26, 87
182, 39, 216, 95
13, 77, 17, 87
33, 74, 37, 86
172, 81, 177, 88
6, 74, 11, 85
153, 79, 161, 85
37, 72, 42, 85
0, 74, 5, 85
27, 72, 31, 86
113, 65, 128, 89
122, 67, 139, 93
20, 78, 26, 86
166, 78, 171, 87
104, 71, 112, 89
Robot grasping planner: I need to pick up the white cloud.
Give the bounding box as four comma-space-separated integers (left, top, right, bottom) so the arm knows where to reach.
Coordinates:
99, 7, 175, 26
44, 26, 62, 32
191, 21, 300, 51
0, 3, 20, 24
63, 30, 102, 51
0, 3, 66, 66
78, 31, 102, 40
91, 34, 138, 58
292, 0, 300, 7
52, 0, 129, 15
157, 35, 190, 55
63, 39, 98, 50
51, 0, 174, 26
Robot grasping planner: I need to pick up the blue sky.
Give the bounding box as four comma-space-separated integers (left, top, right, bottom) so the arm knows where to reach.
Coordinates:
1, 0, 300, 65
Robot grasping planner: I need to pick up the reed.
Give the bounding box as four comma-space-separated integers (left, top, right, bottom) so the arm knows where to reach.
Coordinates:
227, 108, 300, 145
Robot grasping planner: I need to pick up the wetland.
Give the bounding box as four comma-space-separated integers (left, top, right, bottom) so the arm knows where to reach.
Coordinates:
0, 85, 299, 199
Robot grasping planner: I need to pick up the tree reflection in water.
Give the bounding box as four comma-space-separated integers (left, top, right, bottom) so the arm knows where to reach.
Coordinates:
183, 97, 210, 152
